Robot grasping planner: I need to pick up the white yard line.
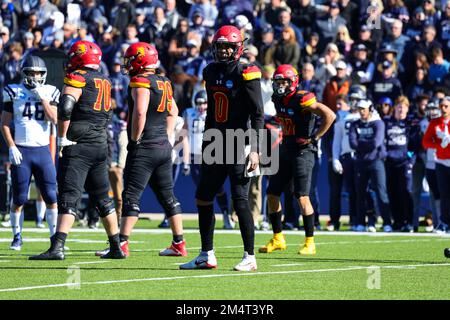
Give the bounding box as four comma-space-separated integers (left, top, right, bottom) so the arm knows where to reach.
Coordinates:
73, 261, 109, 265
271, 263, 305, 267
0, 238, 144, 244
1, 228, 449, 238
0, 263, 448, 293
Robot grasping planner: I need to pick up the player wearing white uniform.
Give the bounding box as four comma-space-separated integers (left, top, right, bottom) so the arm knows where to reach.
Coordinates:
182, 90, 234, 229
0, 56, 59, 250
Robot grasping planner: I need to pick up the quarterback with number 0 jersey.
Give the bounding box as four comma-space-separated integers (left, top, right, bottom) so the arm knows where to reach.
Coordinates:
180, 25, 264, 272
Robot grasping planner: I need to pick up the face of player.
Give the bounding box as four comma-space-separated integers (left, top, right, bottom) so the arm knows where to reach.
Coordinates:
273, 78, 291, 96
24, 70, 46, 87
215, 42, 235, 61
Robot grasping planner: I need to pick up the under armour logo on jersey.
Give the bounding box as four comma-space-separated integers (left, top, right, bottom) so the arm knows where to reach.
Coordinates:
216, 79, 223, 85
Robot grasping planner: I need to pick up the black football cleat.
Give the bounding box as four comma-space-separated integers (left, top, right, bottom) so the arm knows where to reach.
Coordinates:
100, 247, 126, 259
29, 249, 65, 260
29, 236, 65, 260
445, 248, 450, 259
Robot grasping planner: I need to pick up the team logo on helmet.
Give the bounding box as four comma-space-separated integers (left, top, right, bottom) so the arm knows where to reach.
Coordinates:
75, 43, 87, 55
136, 46, 145, 59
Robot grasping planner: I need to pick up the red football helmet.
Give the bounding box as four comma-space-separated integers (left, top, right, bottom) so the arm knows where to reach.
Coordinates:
123, 42, 159, 76
272, 64, 299, 97
212, 25, 244, 62
67, 40, 102, 71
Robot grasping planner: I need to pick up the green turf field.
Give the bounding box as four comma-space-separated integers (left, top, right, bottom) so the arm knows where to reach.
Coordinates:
0, 220, 449, 300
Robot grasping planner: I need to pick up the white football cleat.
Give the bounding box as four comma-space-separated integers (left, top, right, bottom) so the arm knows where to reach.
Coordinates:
233, 252, 257, 271
179, 251, 217, 269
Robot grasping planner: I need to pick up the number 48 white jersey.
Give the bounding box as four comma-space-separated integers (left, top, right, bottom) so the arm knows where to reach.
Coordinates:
183, 108, 206, 156
3, 83, 60, 147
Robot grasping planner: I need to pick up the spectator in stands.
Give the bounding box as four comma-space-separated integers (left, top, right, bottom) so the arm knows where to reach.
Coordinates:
370, 60, 403, 103
383, 0, 410, 24
81, 0, 107, 39
322, 60, 350, 113
122, 24, 140, 47
167, 18, 189, 69
335, 25, 354, 59
20, 12, 38, 40
189, 10, 207, 38
349, 43, 375, 86
2, 41, 22, 84
257, 25, 276, 67
315, 42, 341, 83
32, 27, 43, 49
289, 0, 317, 40
21, 32, 36, 59
36, 0, 59, 28
149, 6, 173, 64
164, 0, 181, 30
338, 0, 359, 39
111, 0, 136, 35
301, 32, 320, 66
41, 11, 65, 47
382, 19, 410, 62
0, 26, 11, 50
411, 25, 442, 62
354, 24, 377, 60
376, 96, 394, 118
274, 8, 304, 48
234, 14, 253, 44
217, 0, 254, 26
298, 62, 323, 101
188, 0, 218, 28
260, 0, 288, 27
136, 0, 164, 19
314, 1, 347, 52
261, 64, 276, 117
407, 67, 432, 101
270, 27, 300, 68
422, 0, 440, 26
406, 7, 428, 41
428, 46, 449, 85
176, 38, 207, 93
437, 1, 450, 57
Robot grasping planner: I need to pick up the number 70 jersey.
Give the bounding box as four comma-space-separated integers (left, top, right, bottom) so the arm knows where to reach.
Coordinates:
3, 83, 60, 147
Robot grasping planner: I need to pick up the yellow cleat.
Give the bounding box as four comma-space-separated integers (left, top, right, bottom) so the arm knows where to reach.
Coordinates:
299, 237, 316, 255
258, 233, 286, 253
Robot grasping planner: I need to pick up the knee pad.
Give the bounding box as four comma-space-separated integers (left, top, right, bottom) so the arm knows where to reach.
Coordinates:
122, 201, 140, 217
96, 198, 116, 218
58, 202, 78, 217
163, 197, 182, 218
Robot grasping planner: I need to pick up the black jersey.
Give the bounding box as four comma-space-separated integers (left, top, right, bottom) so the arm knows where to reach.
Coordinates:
203, 61, 264, 151
63, 68, 113, 144
273, 90, 317, 149
126, 73, 172, 147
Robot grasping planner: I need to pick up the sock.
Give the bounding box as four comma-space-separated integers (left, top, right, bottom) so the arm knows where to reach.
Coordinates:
234, 199, 255, 255
198, 204, 215, 252
45, 208, 58, 236
216, 193, 229, 214
36, 200, 45, 224
10, 210, 22, 236
303, 214, 314, 238
53, 231, 67, 247
119, 234, 129, 243
108, 233, 120, 249
269, 211, 283, 234
173, 234, 183, 243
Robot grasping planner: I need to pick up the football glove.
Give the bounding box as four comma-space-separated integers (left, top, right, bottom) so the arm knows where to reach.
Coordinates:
332, 159, 343, 174
182, 163, 191, 176
57, 137, 77, 157
9, 146, 22, 166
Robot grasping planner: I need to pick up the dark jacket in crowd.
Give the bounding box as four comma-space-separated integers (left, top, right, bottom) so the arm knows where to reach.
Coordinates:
349, 117, 386, 162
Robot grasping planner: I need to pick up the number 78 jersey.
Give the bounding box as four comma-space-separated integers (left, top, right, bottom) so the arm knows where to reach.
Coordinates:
3, 83, 60, 147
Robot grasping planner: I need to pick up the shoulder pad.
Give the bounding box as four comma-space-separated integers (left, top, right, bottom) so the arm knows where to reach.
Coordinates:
242, 65, 262, 81
298, 91, 317, 107
3, 84, 18, 101
64, 72, 86, 88
130, 76, 151, 88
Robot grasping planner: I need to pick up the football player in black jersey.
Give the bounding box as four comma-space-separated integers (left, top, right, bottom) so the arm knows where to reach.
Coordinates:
180, 25, 265, 271
102, 42, 187, 258
30, 41, 125, 260
259, 64, 335, 256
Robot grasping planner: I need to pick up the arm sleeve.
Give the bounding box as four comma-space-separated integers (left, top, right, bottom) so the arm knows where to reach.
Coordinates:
373, 120, 386, 149
243, 66, 265, 153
